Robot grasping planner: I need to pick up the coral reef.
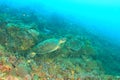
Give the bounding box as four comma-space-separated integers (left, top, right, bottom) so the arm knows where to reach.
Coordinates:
0, 5, 120, 80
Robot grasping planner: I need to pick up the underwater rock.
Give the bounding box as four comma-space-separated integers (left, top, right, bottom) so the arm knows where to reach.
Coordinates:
6, 23, 21, 38
0, 29, 8, 45
6, 23, 40, 51
32, 38, 66, 54
0, 45, 5, 56
27, 29, 40, 37
79, 39, 96, 57
66, 35, 84, 51
15, 65, 28, 77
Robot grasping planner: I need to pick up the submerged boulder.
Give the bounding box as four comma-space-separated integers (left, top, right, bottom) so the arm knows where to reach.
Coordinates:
6, 23, 40, 52
66, 35, 84, 51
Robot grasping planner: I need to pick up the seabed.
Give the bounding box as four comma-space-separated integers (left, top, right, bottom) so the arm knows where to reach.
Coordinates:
0, 5, 120, 80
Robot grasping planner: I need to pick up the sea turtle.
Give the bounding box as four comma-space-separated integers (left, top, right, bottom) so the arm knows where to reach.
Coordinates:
32, 38, 66, 54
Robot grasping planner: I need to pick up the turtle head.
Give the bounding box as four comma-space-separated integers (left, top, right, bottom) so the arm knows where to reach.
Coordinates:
59, 38, 66, 44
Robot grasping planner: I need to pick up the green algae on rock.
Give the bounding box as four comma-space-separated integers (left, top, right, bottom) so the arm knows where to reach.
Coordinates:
5, 23, 40, 51
66, 36, 84, 52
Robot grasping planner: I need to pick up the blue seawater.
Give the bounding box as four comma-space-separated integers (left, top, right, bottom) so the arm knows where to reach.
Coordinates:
2, 0, 120, 45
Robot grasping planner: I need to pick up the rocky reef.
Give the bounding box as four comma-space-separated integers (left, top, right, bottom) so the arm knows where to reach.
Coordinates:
0, 5, 120, 80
